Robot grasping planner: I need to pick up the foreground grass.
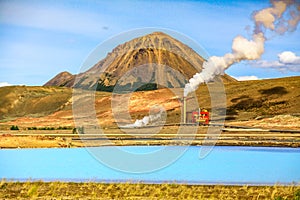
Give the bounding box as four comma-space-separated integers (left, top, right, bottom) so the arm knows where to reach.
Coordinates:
0, 181, 299, 200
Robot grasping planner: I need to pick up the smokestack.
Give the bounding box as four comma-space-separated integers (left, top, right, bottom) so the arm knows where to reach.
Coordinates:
183, 97, 187, 124
183, 0, 300, 97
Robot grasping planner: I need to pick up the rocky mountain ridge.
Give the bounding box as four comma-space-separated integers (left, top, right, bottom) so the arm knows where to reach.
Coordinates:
45, 32, 236, 91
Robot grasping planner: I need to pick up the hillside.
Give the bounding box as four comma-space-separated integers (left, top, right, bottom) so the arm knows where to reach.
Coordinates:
45, 32, 236, 91
1, 76, 299, 129
44, 71, 75, 87
0, 86, 72, 120
196, 76, 300, 120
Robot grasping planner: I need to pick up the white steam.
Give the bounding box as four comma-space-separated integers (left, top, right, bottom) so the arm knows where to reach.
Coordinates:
123, 106, 166, 128
184, 33, 265, 96
184, 0, 300, 97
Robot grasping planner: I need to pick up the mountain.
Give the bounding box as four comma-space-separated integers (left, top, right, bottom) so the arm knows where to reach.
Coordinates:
44, 71, 74, 87
45, 32, 236, 91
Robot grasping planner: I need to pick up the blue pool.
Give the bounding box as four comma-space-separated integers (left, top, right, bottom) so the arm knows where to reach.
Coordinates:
0, 146, 299, 185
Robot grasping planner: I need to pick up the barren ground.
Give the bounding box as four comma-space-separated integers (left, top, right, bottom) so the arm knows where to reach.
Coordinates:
0, 76, 299, 148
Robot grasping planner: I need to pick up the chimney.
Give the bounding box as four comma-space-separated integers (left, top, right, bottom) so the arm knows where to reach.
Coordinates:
183, 97, 187, 124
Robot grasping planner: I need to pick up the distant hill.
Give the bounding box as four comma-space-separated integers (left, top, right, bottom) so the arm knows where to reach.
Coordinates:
0, 86, 72, 120
2, 76, 300, 127
44, 71, 74, 87
45, 32, 236, 91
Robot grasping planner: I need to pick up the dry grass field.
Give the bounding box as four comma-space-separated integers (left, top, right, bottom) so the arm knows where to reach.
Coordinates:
1, 181, 300, 200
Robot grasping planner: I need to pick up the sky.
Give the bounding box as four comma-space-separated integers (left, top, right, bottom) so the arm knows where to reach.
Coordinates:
0, 0, 299, 86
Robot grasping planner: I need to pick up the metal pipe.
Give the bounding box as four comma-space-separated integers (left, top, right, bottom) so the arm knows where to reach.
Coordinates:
198, 107, 201, 125
183, 97, 186, 124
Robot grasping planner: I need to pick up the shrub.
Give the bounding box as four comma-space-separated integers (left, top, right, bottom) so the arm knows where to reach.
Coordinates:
294, 189, 300, 200
72, 128, 78, 134
58, 126, 70, 130
10, 125, 19, 130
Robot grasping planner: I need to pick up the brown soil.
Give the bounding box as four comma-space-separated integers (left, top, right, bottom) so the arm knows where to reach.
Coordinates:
227, 114, 300, 130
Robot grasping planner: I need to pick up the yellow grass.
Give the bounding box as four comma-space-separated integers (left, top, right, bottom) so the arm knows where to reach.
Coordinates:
0, 180, 299, 199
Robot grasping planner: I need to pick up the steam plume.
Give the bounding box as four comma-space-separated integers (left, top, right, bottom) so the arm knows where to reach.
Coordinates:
123, 106, 165, 128
184, 0, 300, 97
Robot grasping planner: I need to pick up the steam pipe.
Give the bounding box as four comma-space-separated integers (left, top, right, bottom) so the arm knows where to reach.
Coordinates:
183, 97, 186, 124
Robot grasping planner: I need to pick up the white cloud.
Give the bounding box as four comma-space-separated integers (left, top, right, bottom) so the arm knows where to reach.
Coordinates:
0, 82, 11, 87
234, 75, 259, 81
278, 51, 300, 64
252, 51, 300, 72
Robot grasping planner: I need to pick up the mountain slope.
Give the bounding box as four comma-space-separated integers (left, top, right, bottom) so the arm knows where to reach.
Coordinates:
44, 71, 75, 87
46, 32, 236, 91
1, 76, 299, 128
0, 86, 72, 120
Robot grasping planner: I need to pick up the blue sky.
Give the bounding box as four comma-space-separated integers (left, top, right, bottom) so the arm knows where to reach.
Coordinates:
0, 0, 299, 86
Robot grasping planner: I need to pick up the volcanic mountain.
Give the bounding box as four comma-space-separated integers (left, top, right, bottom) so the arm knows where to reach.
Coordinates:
45, 32, 236, 91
